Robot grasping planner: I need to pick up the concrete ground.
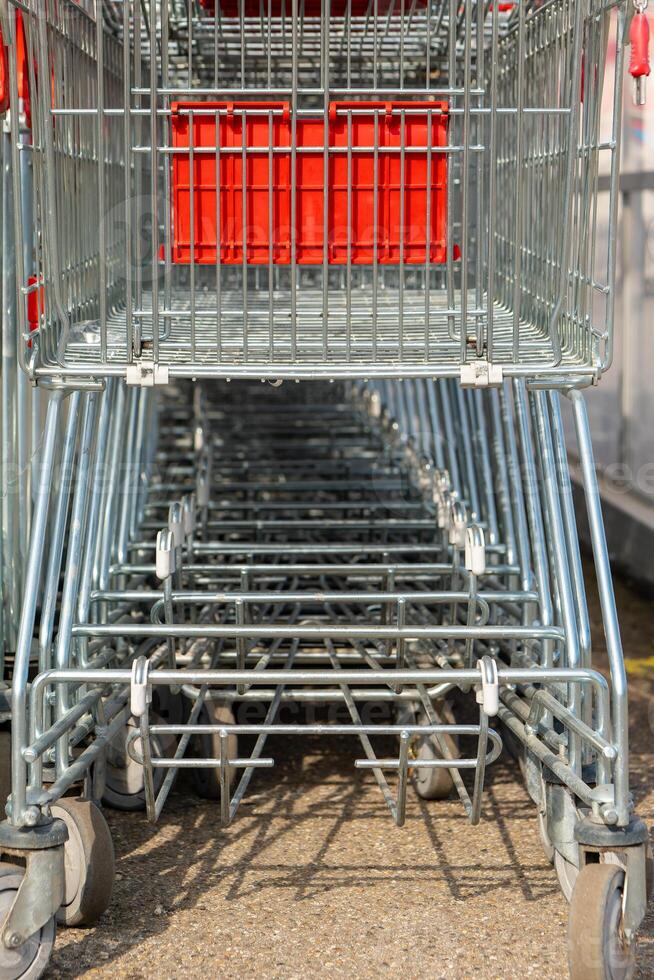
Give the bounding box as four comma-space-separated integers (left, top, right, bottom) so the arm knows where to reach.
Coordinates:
49, 567, 654, 979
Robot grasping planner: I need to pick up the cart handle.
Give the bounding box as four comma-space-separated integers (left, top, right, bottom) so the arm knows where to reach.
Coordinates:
0, 29, 7, 115
630, 4, 651, 104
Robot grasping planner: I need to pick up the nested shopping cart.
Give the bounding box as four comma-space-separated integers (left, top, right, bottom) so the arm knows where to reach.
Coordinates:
0, 1, 650, 979
0, 0, 44, 824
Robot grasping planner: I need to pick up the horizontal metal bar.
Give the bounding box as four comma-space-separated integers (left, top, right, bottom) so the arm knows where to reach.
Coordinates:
35, 666, 605, 689
34, 364, 598, 382
71, 624, 564, 642
130, 86, 486, 98
356, 757, 479, 770
148, 757, 274, 769
597, 170, 654, 194
112, 562, 498, 578
148, 723, 483, 736
181, 684, 456, 702
92, 588, 537, 605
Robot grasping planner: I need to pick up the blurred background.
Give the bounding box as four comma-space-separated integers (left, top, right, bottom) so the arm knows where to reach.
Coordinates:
565, 6, 654, 589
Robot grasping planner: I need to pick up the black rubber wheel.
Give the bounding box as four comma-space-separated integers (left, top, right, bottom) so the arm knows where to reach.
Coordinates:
568, 863, 636, 980
50, 798, 115, 927
102, 715, 173, 812
0, 863, 55, 979
152, 687, 184, 726
413, 701, 459, 801
191, 702, 237, 800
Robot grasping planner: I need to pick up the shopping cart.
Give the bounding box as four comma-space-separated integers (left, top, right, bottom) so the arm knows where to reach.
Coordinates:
2, 0, 633, 384
0, 1, 43, 821
0, 2, 650, 980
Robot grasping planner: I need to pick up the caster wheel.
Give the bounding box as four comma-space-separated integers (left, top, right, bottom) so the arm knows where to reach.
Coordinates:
103, 716, 173, 812
646, 842, 654, 902
152, 688, 184, 726
50, 798, 115, 927
568, 863, 635, 980
556, 848, 624, 904
0, 863, 55, 979
0, 731, 11, 817
413, 702, 459, 801
191, 702, 237, 800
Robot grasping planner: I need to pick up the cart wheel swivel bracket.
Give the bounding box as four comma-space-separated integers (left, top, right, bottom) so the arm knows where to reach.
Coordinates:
0, 819, 67, 949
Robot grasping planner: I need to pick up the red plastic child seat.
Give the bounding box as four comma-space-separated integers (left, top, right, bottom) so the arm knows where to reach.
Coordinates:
168, 101, 451, 266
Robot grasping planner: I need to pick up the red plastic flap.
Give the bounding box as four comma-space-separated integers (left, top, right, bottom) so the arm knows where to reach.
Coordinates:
170, 102, 298, 264
329, 102, 449, 264
168, 101, 454, 266
26, 274, 44, 347
16, 11, 31, 128
0, 32, 8, 116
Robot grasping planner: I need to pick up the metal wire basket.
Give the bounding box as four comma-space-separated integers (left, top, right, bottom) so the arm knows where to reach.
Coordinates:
4, 0, 631, 384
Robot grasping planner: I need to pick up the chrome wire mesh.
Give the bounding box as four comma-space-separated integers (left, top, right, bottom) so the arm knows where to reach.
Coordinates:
10, 378, 631, 832
7, 0, 628, 382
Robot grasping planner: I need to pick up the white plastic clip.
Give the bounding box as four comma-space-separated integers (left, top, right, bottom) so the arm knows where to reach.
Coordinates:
196, 470, 210, 508
460, 361, 503, 389
130, 656, 151, 719
432, 469, 451, 499
125, 362, 170, 387
448, 500, 467, 548
182, 494, 196, 537
432, 470, 452, 529
465, 525, 486, 576
194, 424, 205, 453
155, 528, 176, 580
436, 491, 450, 530
476, 656, 499, 717
168, 503, 184, 549
418, 456, 432, 492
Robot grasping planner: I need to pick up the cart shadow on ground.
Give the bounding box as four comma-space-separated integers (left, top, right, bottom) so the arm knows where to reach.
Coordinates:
48, 731, 577, 978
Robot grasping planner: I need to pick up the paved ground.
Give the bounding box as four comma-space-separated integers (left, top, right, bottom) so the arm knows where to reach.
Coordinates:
49, 565, 654, 979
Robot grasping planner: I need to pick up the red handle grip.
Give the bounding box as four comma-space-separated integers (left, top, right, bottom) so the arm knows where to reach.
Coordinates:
0, 29, 8, 116
630, 12, 651, 79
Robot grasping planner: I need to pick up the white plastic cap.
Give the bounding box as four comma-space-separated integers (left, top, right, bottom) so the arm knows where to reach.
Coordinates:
465, 525, 486, 576
155, 529, 176, 580
196, 471, 209, 508
476, 656, 499, 717
448, 501, 467, 548
168, 503, 183, 549
182, 494, 196, 536
130, 657, 151, 718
